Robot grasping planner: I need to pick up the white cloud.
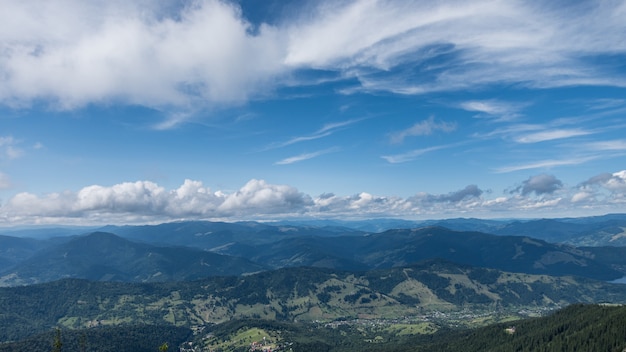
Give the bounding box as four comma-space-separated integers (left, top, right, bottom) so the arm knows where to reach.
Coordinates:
311, 192, 412, 218
266, 119, 361, 150
519, 197, 562, 210
514, 129, 593, 144
460, 100, 525, 121
389, 116, 456, 144
494, 156, 598, 173
0, 136, 23, 160
217, 179, 312, 216
2, 0, 626, 121
0, 0, 286, 116
426, 185, 484, 203
571, 191, 593, 203
290, 1, 626, 94
1, 173, 625, 225
381, 146, 442, 164
275, 147, 339, 165
512, 174, 563, 196
75, 181, 167, 213
565, 170, 626, 208
381, 142, 461, 164
585, 140, 626, 151
581, 170, 626, 193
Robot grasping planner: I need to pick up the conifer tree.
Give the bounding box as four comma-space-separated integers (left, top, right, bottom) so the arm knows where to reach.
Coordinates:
52, 328, 62, 352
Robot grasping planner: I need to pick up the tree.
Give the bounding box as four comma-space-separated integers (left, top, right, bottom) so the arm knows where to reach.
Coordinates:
52, 328, 62, 352
158, 342, 169, 352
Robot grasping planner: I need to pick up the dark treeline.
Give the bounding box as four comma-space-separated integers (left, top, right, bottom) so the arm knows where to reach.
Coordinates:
0, 325, 191, 352
2, 304, 626, 351
194, 304, 626, 352
400, 304, 626, 352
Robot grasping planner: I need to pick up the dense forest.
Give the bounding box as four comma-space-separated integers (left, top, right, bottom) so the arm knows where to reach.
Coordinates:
185, 304, 626, 351
423, 303, 626, 352
0, 325, 191, 352
2, 304, 626, 351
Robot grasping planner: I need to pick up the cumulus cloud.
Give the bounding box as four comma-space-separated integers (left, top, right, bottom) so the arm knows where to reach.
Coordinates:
389, 116, 456, 144
569, 171, 626, 206
581, 171, 626, 193
0, 173, 625, 225
512, 174, 563, 196
0, 179, 311, 224
426, 185, 484, 203
0, 0, 286, 117
311, 192, 412, 218
75, 181, 168, 213
217, 179, 312, 216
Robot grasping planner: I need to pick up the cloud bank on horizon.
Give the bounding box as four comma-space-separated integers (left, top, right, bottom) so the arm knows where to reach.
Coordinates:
2, 172, 625, 225
1, 0, 626, 224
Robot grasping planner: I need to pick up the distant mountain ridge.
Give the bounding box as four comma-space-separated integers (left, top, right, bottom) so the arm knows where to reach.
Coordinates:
2, 213, 626, 246
0, 232, 266, 286
276, 214, 626, 246
1, 225, 621, 286
214, 226, 623, 280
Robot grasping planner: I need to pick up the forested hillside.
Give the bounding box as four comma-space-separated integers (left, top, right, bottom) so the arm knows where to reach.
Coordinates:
3, 304, 624, 352
2, 261, 626, 343
0, 325, 191, 352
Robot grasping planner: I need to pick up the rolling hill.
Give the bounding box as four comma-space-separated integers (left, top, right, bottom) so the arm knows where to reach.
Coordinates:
0, 232, 266, 286
215, 227, 624, 280
2, 260, 626, 342
1, 224, 624, 286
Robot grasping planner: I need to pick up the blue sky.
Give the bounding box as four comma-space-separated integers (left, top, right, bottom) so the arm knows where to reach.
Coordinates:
1, 0, 626, 225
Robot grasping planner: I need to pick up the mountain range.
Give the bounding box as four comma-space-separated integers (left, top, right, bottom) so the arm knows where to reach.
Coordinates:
1, 225, 624, 286
278, 213, 626, 246
0, 232, 266, 286
2, 215, 626, 348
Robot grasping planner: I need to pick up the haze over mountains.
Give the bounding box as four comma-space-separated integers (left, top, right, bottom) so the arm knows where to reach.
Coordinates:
1, 215, 626, 286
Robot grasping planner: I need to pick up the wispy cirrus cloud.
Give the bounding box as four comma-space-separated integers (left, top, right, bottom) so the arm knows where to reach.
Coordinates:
2, 0, 626, 126
389, 116, 456, 144
495, 156, 598, 173
264, 118, 362, 150
274, 147, 339, 165
585, 139, 626, 151
514, 128, 593, 144
381, 143, 455, 164
301, 1, 626, 95
460, 100, 526, 121
582, 98, 626, 111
